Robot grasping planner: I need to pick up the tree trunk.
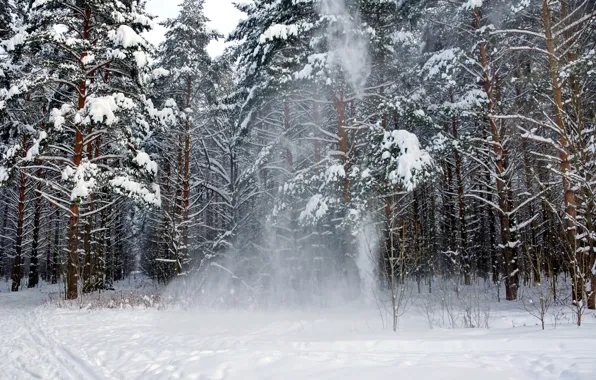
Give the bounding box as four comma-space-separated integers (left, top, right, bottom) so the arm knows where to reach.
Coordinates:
67, 100, 85, 299
542, 0, 582, 303
473, 8, 518, 299
105, 212, 113, 288
11, 134, 29, 292
182, 78, 192, 265
559, 0, 595, 310
485, 169, 498, 284
451, 96, 470, 285
66, 7, 91, 300
160, 160, 173, 281
52, 208, 60, 284
45, 207, 52, 282
174, 132, 184, 275
82, 128, 94, 293
95, 204, 107, 289
28, 168, 43, 288
0, 197, 9, 280
334, 93, 349, 203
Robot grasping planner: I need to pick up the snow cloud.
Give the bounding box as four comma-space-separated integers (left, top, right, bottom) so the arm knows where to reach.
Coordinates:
317, 0, 371, 95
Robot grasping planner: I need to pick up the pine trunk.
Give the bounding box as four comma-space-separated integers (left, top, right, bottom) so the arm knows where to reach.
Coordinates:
28, 169, 43, 288
0, 198, 8, 280
334, 93, 349, 203
82, 128, 94, 293
182, 79, 192, 265
67, 110, 85, 299
11, 134, 29, 292
541, 0, 582, 302
474, 8, 518, 299
451, 98, 470, 285
45, 208, 52, 282
52, 208, 59, 284
66, 7, 91, 300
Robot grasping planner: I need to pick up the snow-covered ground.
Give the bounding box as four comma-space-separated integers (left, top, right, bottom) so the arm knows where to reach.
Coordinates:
1, 281, 596, 380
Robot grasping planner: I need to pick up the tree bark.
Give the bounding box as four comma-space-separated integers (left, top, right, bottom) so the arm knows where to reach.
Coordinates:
0, 197, 8, 280
182, 79, 192, 266
66, 7, 91, 300
82, 127, 94, 293
451, 94, 470, 285
542, 0, 583, 304
28, 168, 43, 288
334, 92, 349, 203
52, 208, 59, 284
473, 8, 518, 299
11, 133, 29, 292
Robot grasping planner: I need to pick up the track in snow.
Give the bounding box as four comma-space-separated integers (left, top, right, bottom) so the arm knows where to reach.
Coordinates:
1, 286, 596, 379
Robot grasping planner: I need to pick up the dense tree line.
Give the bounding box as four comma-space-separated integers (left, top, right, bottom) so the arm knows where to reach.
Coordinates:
0, 0, 594, 316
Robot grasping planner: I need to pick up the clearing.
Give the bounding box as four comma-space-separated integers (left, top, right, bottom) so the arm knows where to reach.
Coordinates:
1, 282, 595, 379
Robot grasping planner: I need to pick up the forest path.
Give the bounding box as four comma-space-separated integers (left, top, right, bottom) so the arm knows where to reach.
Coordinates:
0, 286, 115, 380
1, 286, 596, 379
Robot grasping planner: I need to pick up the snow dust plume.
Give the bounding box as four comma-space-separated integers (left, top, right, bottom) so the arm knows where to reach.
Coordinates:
163, 0, 376, 310
162, 216, 364, 309
318, 0, 371, 95
356, 217, 379, 303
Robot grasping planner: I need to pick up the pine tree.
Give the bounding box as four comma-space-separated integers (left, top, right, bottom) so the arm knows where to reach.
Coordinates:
152, 0, 220, 275
1, 0, 161, 298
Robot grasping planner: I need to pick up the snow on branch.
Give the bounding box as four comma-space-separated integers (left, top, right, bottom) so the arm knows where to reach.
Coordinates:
380, 130, 433, 192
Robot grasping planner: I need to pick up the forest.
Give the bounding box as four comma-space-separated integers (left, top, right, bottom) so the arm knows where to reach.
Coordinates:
0, 0, 595, 328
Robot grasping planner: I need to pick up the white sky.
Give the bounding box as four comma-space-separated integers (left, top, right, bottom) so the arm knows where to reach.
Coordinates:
144, 0, 245, 57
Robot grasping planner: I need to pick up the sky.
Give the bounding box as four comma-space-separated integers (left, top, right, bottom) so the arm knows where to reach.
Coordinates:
144, 0, 245, 57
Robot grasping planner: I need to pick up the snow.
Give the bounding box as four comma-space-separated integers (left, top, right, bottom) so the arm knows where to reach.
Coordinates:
2, 143, 20, 160
133, 151, 158, 175
110, 176, 161, 206
295, 64, 313, 80
423, 48, 460, 79
511, 0, 531, 13
318, 0, 371, 93
133, 51, 149, 67
325, 163, 346, 183
69, 161, 98, 201
24, 131, 48, 161
393, 30, 415, 45
75, 93, 136, 126
1, 283, 596, 379
31, 0, 50, 8
81, 54, 96, 65
0, 165, 8, 182
83, 96, 119, 125
1, 27, 27, 51
355, 218, 378, 301
381, 129, 433, 191
152, 68, 170, 78
0, 83, 29, 109
49, 105, 71, 130
300, 193, 329, 222
110, 25, 147, 48
259, 24, 299, 44
443, 89, 488, 111
61, 166, 74, 181
462, 0, 484, 10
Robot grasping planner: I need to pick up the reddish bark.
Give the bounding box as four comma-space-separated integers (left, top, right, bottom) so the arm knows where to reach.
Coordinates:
473, 7, 518, 300
334, 93, 349, 203
11, 134, 29, 292
66, 7, 91, 300
181, 79, 192, 271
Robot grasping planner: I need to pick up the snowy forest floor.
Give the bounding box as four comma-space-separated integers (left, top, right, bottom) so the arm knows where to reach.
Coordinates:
1, 279, 596, 380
